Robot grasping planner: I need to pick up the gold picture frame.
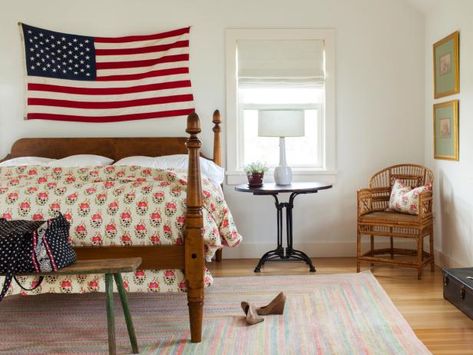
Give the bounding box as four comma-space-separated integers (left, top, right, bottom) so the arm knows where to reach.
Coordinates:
433, 100, 459, 160
433, 31, 460, 99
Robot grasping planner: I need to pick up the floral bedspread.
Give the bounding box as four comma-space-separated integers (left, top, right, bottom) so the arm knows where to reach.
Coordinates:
0, 165, 241, 295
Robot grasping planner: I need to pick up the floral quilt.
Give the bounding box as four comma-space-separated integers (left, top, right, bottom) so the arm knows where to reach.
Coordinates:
0, 165, 241, 295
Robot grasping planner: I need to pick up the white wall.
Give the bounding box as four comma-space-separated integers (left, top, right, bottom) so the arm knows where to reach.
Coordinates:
424, 0, 473, 267
0, 0, 426, 258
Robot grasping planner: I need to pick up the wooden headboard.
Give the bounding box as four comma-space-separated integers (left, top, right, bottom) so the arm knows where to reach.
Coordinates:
6, 137, 190, 161
1, 110, 222, 163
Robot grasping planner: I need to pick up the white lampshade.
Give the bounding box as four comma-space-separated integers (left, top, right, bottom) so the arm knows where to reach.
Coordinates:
258, 110, 305, 137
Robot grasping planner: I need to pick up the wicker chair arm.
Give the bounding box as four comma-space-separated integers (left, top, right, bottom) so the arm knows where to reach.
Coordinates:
418, 190, 433, 219
357, 188, 373, 217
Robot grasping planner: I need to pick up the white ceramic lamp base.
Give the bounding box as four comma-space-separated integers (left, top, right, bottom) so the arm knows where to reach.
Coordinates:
274, 137, 292, 186
274, 165, 292, 185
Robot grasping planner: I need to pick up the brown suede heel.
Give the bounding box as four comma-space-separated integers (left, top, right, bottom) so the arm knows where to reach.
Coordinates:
256, 292, 286, 315
241, 301, 264, 325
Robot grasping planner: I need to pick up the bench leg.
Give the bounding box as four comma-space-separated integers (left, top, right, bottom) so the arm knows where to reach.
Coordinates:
105, 273, 116, 355
114, 273, 139, 354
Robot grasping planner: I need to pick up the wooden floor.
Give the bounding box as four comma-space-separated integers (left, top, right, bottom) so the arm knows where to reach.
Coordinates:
208, 258, 473, 354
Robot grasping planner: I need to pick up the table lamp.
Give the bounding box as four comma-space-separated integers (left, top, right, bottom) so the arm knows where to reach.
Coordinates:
258, 109, 305, 185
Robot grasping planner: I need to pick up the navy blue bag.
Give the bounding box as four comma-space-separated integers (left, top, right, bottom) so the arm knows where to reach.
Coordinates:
0, 214, 76, 301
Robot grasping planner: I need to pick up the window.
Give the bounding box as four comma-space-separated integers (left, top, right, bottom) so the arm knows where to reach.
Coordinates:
225, 29, 336, 184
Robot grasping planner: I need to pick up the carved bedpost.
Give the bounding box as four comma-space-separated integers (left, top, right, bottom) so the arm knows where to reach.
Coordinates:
212, 110, 222, 167
212, 110, 224, 262
185, 112, 205, 343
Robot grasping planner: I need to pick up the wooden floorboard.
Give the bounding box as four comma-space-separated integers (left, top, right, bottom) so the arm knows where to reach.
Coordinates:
208, 257, 473, 354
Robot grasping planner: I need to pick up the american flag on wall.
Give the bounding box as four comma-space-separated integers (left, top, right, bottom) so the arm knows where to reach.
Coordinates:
20, 23, 194, 123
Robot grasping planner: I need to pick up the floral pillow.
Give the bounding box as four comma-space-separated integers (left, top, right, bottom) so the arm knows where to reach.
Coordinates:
388, 179, 432, 215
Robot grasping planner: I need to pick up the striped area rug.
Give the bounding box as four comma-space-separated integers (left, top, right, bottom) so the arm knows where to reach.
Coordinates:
0, 272, 430, 354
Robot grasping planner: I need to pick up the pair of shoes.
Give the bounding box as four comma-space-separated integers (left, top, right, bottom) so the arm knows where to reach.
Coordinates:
241, 292, 286, 325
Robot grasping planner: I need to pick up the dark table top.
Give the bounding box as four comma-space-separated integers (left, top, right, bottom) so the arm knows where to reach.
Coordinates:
235, 182, 333, 195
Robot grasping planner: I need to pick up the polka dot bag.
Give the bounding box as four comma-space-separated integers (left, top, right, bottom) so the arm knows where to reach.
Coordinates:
0, 214, 76, 301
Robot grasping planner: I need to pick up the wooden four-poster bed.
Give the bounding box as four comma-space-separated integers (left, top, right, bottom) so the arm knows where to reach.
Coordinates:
0, 110, 224, 342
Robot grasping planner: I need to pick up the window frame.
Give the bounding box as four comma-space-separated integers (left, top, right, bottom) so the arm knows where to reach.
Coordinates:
225, 28, 336, 185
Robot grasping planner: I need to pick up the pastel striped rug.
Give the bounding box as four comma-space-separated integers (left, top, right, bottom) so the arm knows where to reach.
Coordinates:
0, 272, 430, 354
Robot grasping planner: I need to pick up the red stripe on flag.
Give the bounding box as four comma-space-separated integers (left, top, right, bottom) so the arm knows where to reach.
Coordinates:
28, 80, 192, 95
96, 67, 189, 81
28, 94, 194, 109
95, 27, 190, 44
95, 40, 189, 56
27, 108, 195, 123
96, 54, 189, 70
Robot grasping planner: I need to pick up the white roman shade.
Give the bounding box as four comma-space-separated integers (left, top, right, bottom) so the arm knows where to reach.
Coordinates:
237, 39, 325, 85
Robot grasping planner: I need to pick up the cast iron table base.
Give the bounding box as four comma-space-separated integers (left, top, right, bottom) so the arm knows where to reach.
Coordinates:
254, 191, 316, 272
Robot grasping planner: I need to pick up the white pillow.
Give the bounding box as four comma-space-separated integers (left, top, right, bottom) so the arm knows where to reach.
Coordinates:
48, 154, 113, 167
388, 179, 432, 215
0, 156, 55, 166
113, 154, 224, 186
154, 155, 224, 185
113, 156, 156, 167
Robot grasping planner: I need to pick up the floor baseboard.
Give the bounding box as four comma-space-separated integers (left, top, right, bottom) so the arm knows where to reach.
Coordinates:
434, 249, 468, 268
222, 239, 428, 259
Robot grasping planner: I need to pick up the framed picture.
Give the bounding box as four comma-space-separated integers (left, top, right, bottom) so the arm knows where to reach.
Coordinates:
433, 100, 459, 160
433, 31, 459, 98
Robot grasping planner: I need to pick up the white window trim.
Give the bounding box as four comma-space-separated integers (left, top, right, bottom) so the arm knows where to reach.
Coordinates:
225, 28, 336, 185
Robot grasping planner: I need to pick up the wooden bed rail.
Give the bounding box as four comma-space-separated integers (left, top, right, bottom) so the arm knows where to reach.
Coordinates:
185, 112, 205, 343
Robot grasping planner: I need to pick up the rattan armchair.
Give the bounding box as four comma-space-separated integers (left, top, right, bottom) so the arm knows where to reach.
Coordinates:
356, 164, 434, 279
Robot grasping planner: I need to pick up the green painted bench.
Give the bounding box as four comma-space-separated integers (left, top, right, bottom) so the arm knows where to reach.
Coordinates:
13, 257, 141, 355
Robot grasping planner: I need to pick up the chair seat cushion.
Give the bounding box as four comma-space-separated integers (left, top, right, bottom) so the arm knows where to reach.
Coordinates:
359, 211, 418, 225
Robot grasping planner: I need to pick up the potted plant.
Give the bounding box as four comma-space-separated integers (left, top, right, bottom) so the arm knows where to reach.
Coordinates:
244, 162, 268, 188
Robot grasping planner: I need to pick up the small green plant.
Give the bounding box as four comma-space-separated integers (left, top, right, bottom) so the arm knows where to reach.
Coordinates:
244, 162, 268, 174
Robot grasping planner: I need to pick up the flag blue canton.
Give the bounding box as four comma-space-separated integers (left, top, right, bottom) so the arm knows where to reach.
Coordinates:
22, 24, 96, 81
